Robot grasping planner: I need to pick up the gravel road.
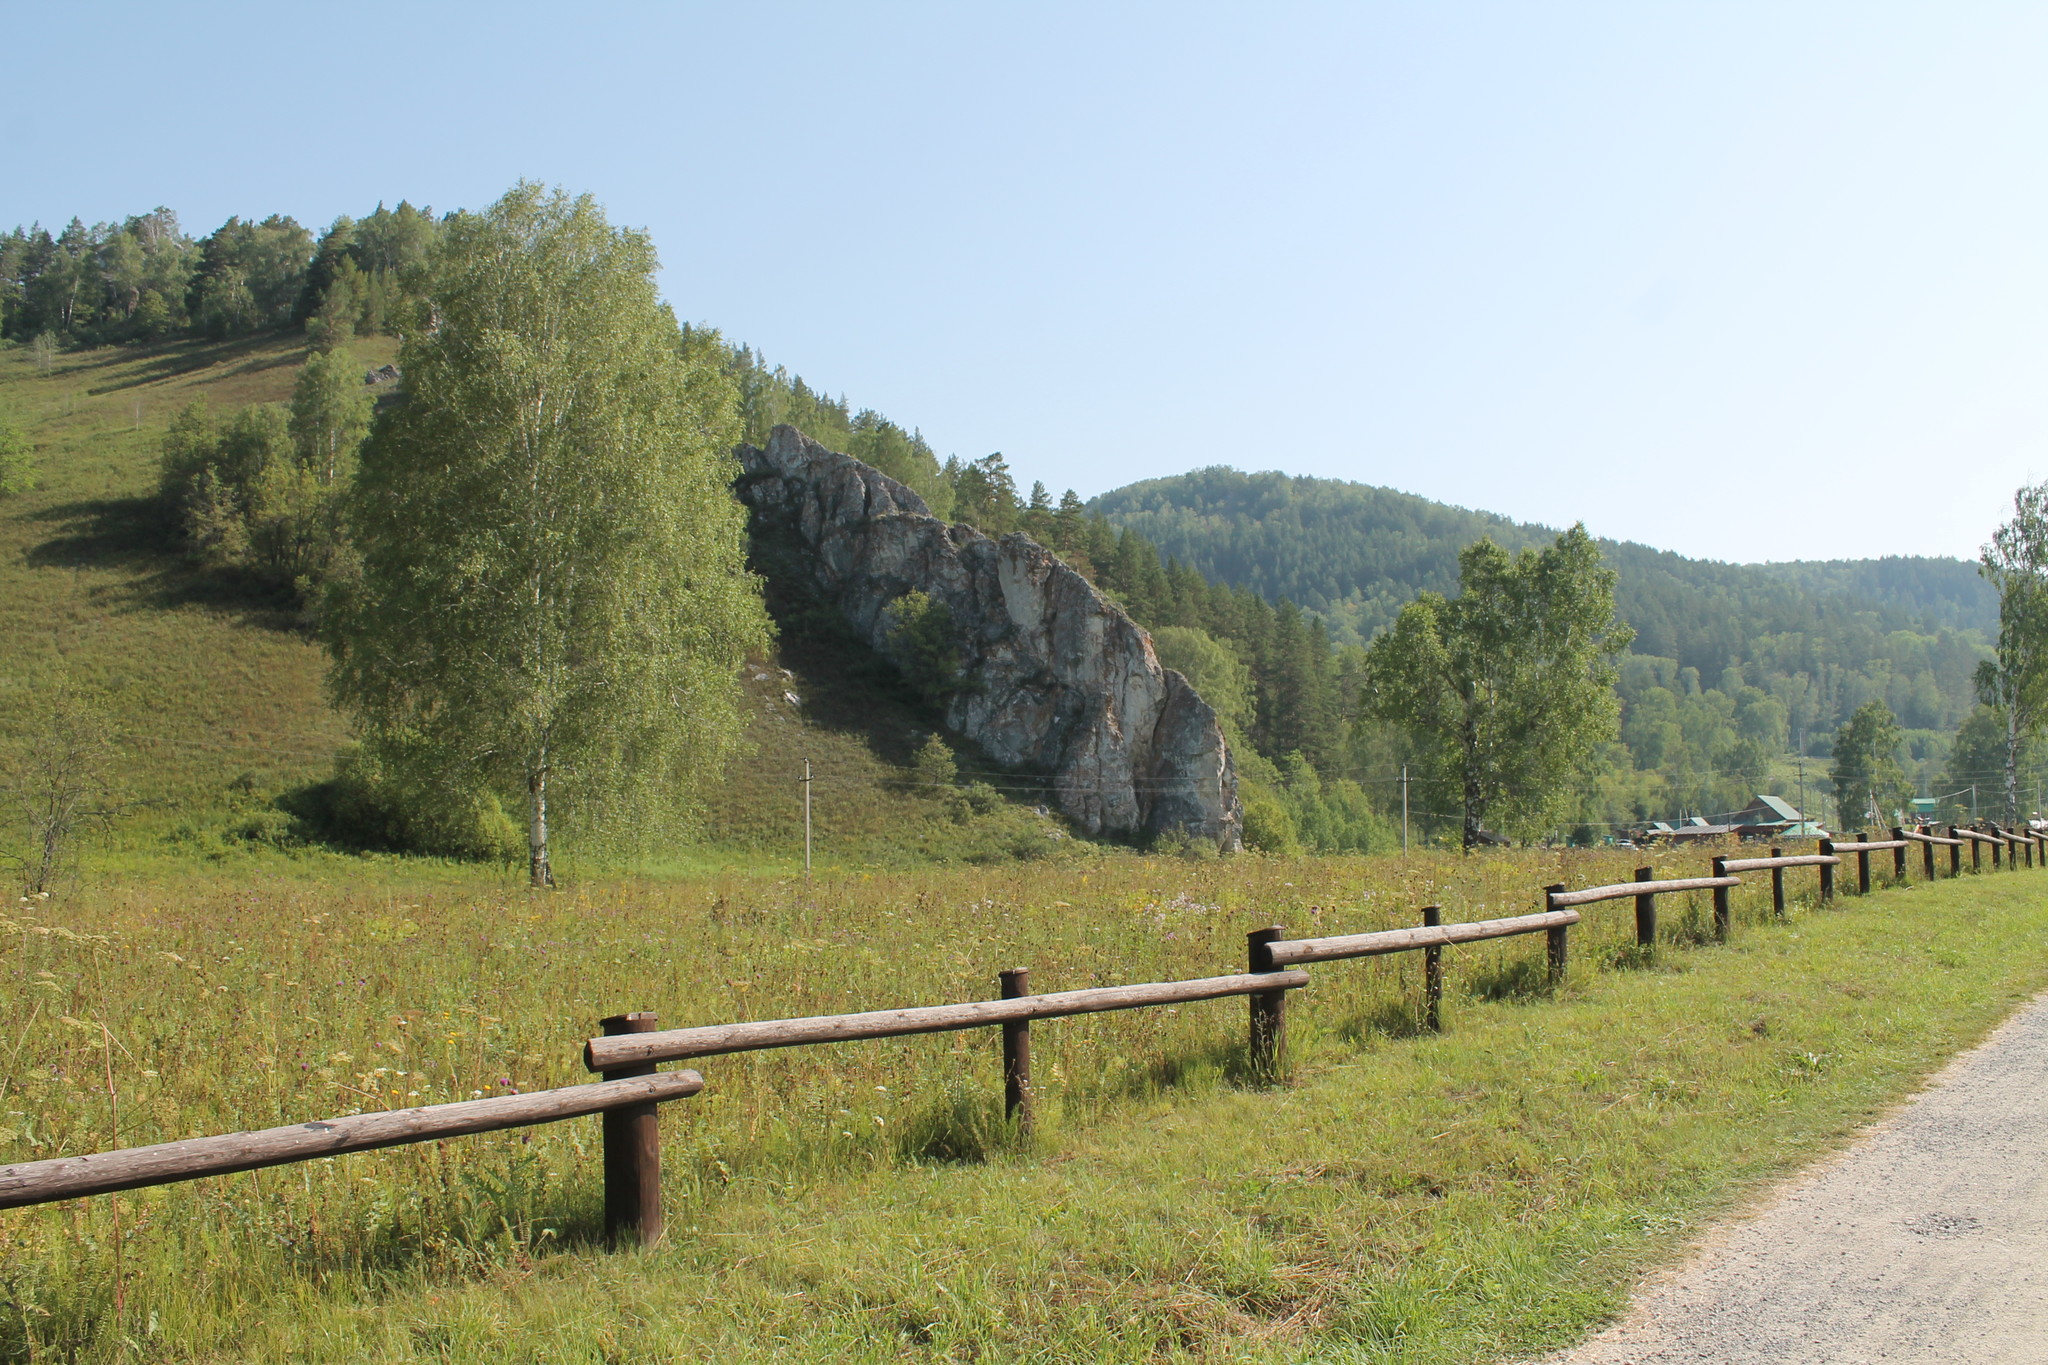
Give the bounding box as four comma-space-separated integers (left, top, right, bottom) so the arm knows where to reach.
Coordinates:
1535, 992, 2048, 1364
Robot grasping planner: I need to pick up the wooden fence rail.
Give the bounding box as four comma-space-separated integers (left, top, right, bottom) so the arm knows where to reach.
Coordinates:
1955, 825, 2001, 873
1830, 835, 1909, 893
1545, 871, 1743, 944
1716, 854, 1840, 872
1265, 908, 1580, 1032
1898, 827, 1959, 881
0, 1071, 703, 1213
1262, 909, 1580, 966
582, 970, 1311, 1071
1544, 875, 1739, 906
8, 817, 2036, 1248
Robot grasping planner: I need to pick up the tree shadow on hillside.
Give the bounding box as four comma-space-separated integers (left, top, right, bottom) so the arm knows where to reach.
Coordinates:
770, 611, 933, 769
83, 333, 302, 395
23, 495, 304, 629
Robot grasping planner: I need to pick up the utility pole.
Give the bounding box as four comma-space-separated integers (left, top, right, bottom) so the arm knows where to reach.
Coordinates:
1401, 765, 1409, 854
1796, 734, 1807, 830
802, 759, 812, 878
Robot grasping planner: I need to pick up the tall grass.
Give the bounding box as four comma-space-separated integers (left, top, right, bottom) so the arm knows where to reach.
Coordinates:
2, 844, 2016, 1361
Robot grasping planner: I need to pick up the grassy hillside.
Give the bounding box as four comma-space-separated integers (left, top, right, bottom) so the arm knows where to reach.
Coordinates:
0, 336, 1065, 871
0, 333, 368, 807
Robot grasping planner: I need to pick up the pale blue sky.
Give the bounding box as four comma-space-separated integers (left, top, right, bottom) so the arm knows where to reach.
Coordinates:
9, 3, 2045, 563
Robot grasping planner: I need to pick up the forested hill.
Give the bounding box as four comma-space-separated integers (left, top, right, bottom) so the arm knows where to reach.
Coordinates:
1091, 465, 1992, 776
1092, 467, 1991, 650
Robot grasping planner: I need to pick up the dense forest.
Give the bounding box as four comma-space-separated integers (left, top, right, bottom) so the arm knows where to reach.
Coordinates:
0, 205, 435, 349
1091, 469, 1996, 816
4, 202, 2010, 848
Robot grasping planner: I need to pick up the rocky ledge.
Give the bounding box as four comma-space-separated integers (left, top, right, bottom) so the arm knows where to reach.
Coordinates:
735, 425, 1242, 850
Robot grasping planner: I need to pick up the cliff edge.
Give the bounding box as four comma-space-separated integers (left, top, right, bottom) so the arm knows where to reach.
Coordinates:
735, 425, 1242, 850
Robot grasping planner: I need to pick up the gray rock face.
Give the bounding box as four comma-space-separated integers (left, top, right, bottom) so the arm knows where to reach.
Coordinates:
736, 425, 1242, 849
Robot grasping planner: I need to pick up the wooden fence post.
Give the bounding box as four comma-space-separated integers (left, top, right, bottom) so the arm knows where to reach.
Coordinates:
1818, 840, 1836, 901
1711, 856, 1731, 941
997, 968, 1033, 1137
1247, 926, 1288, 1082
1769, 846, 1786, 916
1991, 828, 2003, 870
1633, 866, 1657, 947
1421, 906, 1443, 1032
1915, 828, 1934, 881
1855, 831, 1871, 895
1950, 825, 1965, 877
1543, 884, 1569, 984
1891, 828, 1910, 883
598, 1012, 663, 1248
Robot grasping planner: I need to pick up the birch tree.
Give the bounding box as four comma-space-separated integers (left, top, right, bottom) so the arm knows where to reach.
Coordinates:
325, 184, 769, 886
1360, 525, 1632, 849
1976, 483, 2048, 824
1828, 700, 1909, 829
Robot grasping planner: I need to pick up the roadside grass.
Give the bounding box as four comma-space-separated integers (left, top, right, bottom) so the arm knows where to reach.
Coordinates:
1, 851, 2041, 1361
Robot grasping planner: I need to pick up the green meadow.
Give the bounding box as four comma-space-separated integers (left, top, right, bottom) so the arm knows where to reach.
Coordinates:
4, 851, 2045, 1362
4, 337, 2047, 1362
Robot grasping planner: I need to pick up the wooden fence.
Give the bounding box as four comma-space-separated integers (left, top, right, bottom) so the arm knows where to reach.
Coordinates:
2, 820, 2041, 1246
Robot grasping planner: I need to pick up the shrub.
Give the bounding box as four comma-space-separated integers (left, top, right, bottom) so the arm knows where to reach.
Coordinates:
1239, 781, 1301, 854
911, 734, 958, 791
0, 410, 36, 496
884, 590, 964, 707
284, 746, 521, 862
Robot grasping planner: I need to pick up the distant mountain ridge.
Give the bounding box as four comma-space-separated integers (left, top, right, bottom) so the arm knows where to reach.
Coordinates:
1091, 466, 1991, 749
1090, 466, 1991, 653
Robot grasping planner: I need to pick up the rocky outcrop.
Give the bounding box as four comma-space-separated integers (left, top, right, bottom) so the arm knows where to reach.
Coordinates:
736, 425, 1241, 849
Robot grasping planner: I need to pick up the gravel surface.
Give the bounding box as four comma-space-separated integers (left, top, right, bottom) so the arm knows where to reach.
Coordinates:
1536, 992, 2048, 1364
